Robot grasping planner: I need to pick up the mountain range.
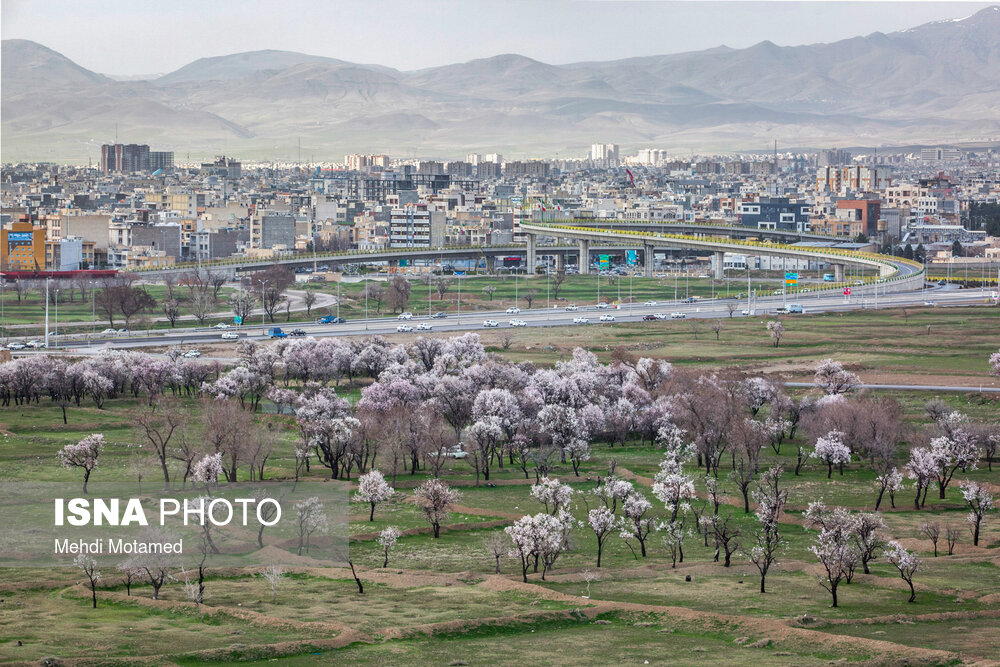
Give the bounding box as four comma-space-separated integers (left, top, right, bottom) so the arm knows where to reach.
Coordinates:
3, 6, 1000, 163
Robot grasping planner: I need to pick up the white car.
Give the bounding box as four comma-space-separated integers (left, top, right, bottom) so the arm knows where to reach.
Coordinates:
654, 313, 667, 320
213, 323, 231, 330
117, 329, 129, 335
415, 323, 433, 331
573, 317, 590, 324
923, 301, 937, 307
595, 302, 609, 310
397, 324, 414, 332
397, 312, 413, 320
221, 332, 239, 340
482, 319, 500, 327
26, 340, 45, 348
183, 350, 201, 358
741, 309, 752, 316
670, 312, 686, 319
506, 307, 521, 314
509, 319, 527, 327
6, 342, 26, 350
101, 328, 117, 336
599, 314, 615, 322
564, 304, 579, 311
644, 300, 657, 306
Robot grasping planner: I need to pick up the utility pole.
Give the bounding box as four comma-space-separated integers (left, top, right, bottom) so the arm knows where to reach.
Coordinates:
44, 278, 50, 348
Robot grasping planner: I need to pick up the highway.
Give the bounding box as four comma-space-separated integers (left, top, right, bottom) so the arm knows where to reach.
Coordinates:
50, 282, 995, 352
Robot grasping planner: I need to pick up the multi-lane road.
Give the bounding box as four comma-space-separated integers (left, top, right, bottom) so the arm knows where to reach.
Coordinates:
49, 282, 995, 352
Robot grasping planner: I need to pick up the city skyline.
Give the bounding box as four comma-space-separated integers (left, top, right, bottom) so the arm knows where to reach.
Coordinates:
2, 0, 993, 77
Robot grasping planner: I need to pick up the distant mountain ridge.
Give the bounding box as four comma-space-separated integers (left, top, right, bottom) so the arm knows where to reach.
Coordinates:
3, 6, 1000, 162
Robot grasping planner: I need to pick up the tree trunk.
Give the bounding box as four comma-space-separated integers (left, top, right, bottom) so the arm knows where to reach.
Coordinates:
369, 503, 376, 522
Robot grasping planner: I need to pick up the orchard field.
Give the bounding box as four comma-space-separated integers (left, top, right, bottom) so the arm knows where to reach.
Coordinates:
1, 306, 999, 666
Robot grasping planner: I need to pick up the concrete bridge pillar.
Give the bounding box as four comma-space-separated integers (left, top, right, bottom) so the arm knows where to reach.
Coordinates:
644, 244, 655, 278
578, 239, 590, 274
486, 255, 496, 274
526, 233, 537, 275
833, 263, 845, 282
714, 251, 725, 280
554, 252, 565, 272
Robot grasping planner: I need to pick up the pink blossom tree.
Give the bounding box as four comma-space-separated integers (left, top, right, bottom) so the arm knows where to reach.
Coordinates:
961, 480, 994, 546
883, 541, 920, 603
59, 433, 103, 493
414, 478, 460, 538
810, 430, 851, 478
813, 358, 861, 396
377, 526, 401, 568
588, 507, 616, 567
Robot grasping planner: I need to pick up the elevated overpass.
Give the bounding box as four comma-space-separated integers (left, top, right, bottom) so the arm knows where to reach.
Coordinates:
521, 222, 924, 294
131, 218, 836, 279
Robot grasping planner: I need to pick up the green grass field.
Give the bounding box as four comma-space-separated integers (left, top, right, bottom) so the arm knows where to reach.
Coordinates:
0, 307, 998, 665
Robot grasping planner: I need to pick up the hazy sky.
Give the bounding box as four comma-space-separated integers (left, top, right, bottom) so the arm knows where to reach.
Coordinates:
2, 0, 992, 76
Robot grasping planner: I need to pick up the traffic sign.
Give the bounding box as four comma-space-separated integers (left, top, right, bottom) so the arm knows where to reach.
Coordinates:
843, 288, 851, 296
626, 249, 637, 266
234, 316, 243, 324
599, 255, 610, 270
785, 271, 798, 286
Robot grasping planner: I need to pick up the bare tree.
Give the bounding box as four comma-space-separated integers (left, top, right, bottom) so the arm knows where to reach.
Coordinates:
162, 299, 181, 327
386, 276, 411, 314
523, 289, 538, 309
133, 400, 184, 489
482, 532, 508, 573
435, 277, 452, 300
482, 285, 496, 301
551, 271, 567, 300
303, 289, 318, 317
726, 302, 738, 318
365, 282, 385, 313
259, 565, 285, 603
945, 525, 960, 554
919, 522, 941, 557
710, 319, 723, 340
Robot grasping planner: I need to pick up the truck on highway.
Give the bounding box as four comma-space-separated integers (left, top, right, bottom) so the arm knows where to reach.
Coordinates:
268, 327, 287, 338
787, 304, 804, 314
823, 273, 835, 282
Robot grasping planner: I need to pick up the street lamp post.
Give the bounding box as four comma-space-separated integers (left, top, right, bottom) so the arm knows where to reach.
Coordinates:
44, 278, 50, 349
55, 289, 59, 348
257, 278, 268, 335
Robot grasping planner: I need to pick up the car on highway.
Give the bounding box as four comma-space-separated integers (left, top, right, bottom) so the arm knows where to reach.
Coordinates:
101, 328, 117, 336
564, 304, 579, 311
482, 319, 500, 327
741, 309, 752, 316
682, 297, 696, 303
787, 304, 804, 314
854, 281, 864, 286
644, 300, 657, 306
595, 302, 609, 310
938, 280, 947, 286
213, 323, 231, 329
289, 329, 307, 337
397, 324, 414, 333
117, 328, 129, 335
599, 314, 615, 322
923, 301, 937, 307
6, 342, 26, 350
509, 319, 527, 327
316, 315, 346, 324
642, 314, 657, 321
183, 350, 201, 358
221, 332, 240, 340
26, 340, 45, 348
670, 312, 686, 319
432, 312, 448, 319
506, 307, 521, 314
415, 323, 433, 331
397, 312, 413, 320
654, 313, 667, 320
573, 317, 590, 324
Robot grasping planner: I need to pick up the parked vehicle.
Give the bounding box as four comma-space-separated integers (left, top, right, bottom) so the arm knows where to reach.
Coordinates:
268, 327, 287, 338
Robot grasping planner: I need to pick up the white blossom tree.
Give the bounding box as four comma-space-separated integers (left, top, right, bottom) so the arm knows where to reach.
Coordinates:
990, 348, 1000, 376
259, 564, 285, 603
588, 507, 616, 567
191, 452, 224, 496
747, 465, 788, 593
929, 432, 979, 500
883, 541, 920, 603
618, 492, 656, 558
353, 470, 395, 521
905, 446, 938, 509
530, 477, 574, 515
813, 359, 861, 396
851, 512, 888, 575
766, 320, 784, 347
810, 520, 858, 608
810, 430, 851, 478
59, 433, 103, 493
377, 526, 401, 568
961, 481, 994, 546
74, 553, 101, 609
294, 496, 329, 556
874, 467, 904, 511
